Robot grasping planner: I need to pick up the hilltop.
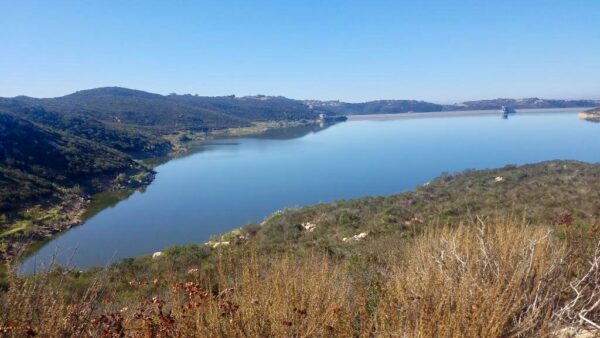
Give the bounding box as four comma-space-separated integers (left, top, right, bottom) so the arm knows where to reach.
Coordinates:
444, 97, 599, 111
2, 87, 327, 157
8, 87, 321, 130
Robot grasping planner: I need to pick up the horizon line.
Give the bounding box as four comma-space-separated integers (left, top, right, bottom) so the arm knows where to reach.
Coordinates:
2, 86, 599, 105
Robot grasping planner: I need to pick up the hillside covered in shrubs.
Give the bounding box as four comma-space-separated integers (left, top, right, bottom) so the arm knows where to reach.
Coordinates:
0, 87, 330, 213
0, 87, 338, 257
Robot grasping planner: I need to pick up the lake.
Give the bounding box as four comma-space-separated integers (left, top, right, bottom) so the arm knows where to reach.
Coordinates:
21, 108, 600, 272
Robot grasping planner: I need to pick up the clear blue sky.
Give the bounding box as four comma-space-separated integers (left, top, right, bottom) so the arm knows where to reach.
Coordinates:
1, 1, 599, 102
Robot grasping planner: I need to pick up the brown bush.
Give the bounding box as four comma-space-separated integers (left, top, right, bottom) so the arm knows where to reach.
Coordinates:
376, 217, 567, 337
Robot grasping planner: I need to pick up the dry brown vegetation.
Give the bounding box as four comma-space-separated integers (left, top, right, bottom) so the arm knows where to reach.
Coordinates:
377, 218, 566, 337
2, 216, 600, 337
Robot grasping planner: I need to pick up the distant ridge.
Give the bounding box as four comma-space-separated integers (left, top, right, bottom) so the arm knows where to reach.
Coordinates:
305, 99, 444, 114
443, 97, 600, 111
4, 87, 598, 116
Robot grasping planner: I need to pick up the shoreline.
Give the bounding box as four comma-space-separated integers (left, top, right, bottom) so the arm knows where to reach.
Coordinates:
2, 119, 328, 269
347, 107, 592, 121
7, 108, 590, 270
161, 119, 323, 158
34, 159, 600, 272
0, 170, 155, 265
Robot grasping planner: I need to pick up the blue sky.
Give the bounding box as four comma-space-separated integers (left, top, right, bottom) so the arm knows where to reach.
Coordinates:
1, 1, 599, 102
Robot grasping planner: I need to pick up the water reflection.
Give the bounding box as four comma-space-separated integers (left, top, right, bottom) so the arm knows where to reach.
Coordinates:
501, 106, 517, 119
173, 121, 339, 162
251, 121, 336, 140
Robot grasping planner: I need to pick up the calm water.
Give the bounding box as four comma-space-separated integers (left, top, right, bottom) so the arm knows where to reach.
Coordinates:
22, 109, 600, 272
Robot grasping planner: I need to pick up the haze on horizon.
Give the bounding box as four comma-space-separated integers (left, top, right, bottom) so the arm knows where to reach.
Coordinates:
1, 1, 599, 103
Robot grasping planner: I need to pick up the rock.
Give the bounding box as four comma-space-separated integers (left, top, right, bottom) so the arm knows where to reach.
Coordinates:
301, 222, 317, 232
494, 176, 504, 182
343, 232, 368, 242
152, 251, 163, 259
554, 327, 598, 338
355, 232, 368, 239
211, 241, 230, 248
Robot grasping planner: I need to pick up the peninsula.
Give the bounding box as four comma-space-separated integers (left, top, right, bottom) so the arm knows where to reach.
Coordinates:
578, 107, 600, 122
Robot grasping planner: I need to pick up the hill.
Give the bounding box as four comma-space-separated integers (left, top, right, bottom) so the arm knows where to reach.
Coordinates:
9, 87, 322, 131
305, 99, 444, 114
305, 97, 599, 115
0, 88, 332, 255
2, 87, 331, 158
444, 97, 599, 111
0, 111, 154, 259
0, 111, 146, 210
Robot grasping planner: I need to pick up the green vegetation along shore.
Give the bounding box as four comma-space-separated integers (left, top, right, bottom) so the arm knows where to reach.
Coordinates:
2, 160, 600, 336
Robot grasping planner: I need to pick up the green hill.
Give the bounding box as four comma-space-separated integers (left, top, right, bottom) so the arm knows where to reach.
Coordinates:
8, 87, 322, 131
0, 88, 333, 253
0, 112, 141, 212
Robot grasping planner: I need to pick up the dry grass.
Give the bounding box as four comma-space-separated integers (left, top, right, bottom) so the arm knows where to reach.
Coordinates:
376, 217, 567, 337
1, 217, 599, 337
0, 271, 102, 337
555, 241, 600, 331
169, 252, 358, 337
